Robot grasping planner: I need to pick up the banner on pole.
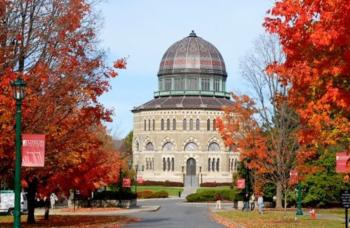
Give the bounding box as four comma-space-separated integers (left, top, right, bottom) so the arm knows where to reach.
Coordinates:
289, 169, 298, 185
22, 134, 45, 167
236, 179, 245, 189
336, 152, 350, 173
137, 177, 144, 184
122, 178, 131, 188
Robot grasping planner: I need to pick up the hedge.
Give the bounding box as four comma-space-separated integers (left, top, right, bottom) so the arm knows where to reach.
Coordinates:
138, 180, 183, 187
200, 182, 232, 187
186, 189, 241, 202
137, 190, 169, 199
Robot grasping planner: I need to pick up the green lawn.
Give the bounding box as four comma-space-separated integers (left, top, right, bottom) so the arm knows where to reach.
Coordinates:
135, 186, 183, 196
197, 186, 231, 192
215, 210, 343, 228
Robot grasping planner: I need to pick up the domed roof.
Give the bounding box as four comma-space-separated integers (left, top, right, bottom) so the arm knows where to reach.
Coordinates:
158, 31, 227, 77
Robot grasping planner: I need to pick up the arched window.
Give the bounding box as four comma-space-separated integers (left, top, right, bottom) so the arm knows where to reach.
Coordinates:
234, 159, 239, 171
216, 158, 220, 172
213, 119, 216, 131
152, 119, 155, 131
183, 119, 187, 130
152, 158, 155, 170
189, 119, 193, 130
171, 158, 174, 171
162, 142, 174, 151
144, 120, 147, 131
148, 119, 151, 131
208, 158, 211, 171
135, 141, 139, 151
167, 158, 171, 171
145, 142, 154, 151
212, 158, 215, 172
208, 142, 220, 151
207, 119, 210, 131
161, 119, 164, 130
167, 119, 170, 130
163, 158, 166, 171
184, 142, 198, 151
173, 119, 176, 130
196, 119, 200, 130
146, 159, 149, 170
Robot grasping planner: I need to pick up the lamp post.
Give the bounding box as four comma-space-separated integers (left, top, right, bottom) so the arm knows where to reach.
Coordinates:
296, 182, 303, 215
291, 169, 303, 216
134, 165, 138, 194
11, 77, 26, 228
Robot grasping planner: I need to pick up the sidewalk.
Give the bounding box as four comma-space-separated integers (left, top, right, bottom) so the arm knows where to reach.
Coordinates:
34, 205, 160, 216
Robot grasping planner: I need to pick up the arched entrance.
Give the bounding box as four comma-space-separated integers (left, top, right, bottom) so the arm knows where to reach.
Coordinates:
185, 158, 198, 187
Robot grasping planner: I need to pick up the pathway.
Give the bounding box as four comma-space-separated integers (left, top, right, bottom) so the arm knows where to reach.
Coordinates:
126, 198, 224, 228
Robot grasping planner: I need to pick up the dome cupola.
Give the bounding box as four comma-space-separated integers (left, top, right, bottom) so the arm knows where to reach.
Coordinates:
155, 31, 229, 98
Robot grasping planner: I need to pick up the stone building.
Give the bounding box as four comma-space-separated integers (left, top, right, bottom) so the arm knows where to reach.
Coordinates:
132, 31, 239, 186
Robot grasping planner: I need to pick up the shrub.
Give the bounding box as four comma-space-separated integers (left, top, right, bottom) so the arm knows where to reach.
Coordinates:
151, 191, 168, 198
139, 180, 183, 187
137, 190, 169, 199
137, 190, 153, 199
200, 182, 232, 187
186, 189, 239, 202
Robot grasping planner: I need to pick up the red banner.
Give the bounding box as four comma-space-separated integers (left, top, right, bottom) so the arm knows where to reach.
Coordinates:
122, 178, 131, 188
137, 177, 144, 184
22, 134, 45, 167
336, 152, 350, 173
236, 179, 245, 189
289, 169, 298, 185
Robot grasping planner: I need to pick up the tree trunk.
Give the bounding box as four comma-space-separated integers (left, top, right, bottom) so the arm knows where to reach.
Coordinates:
44, 197, 50, 220
26, 178, 38, 224
275, 181, 282, 209
284, 189, 287, 211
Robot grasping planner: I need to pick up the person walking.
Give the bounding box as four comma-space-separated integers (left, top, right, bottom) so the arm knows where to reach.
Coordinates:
258, 194, 264, 214
215, 193, 222, 210
250, 193, 255, 211
50, 193, 58, 209
242, 193, 249, 211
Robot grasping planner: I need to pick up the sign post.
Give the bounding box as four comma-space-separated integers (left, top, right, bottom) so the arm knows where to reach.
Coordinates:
341, 190, 350, 228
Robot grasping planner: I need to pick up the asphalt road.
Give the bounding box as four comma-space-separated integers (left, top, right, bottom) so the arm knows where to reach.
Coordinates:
126, 198, 224, 228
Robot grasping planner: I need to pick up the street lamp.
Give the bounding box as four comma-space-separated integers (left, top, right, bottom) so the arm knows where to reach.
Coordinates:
134, 165, 138, 194
11, 77, 26, 228
296, 182, 303, 215
290, 169, 303, 216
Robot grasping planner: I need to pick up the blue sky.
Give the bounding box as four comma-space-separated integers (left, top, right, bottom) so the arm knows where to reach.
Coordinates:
97, 0, 275, 138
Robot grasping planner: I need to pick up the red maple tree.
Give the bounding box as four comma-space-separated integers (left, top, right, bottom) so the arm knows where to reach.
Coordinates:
264, 0, 350, 174
0, 0, 126, 223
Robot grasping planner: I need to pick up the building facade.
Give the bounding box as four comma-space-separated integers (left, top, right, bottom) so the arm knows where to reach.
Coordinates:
132, 31, 239, 186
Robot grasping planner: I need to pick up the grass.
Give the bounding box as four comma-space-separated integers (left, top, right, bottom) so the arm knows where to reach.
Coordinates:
215, 210, 343, 228
0, 215, 137, 227
197, 186, 232, 192
317, 208, 344, 215
135, 185, 183, 196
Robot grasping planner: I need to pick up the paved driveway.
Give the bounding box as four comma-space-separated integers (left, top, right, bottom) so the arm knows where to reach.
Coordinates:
126, 198, 224, 228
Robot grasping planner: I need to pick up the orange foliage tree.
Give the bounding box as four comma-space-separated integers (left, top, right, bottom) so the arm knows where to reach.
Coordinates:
264, 0, 350, 174
217, 94, 269, 193
218, 34, 300, 209
0, 0, 125, 223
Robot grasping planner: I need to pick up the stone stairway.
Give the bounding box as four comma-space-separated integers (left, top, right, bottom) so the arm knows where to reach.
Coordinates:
180, 186, 198, 199
181, 175, 199, 198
